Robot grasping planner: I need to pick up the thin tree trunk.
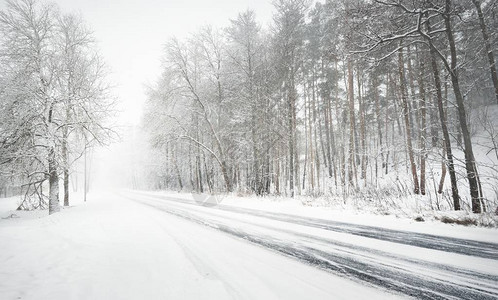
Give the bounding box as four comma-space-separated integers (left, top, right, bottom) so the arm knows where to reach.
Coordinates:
358, 70, 367, 184
339, 66, 347, 191
252, 109, 260, 194
471, 0, 498, 104
188, 144, 195, 190
308, 82, 315, 192
275, 149, 280, 195
385, 73, 391, 175
332, 59, 339, 188
407, 45, 419, 139
48, 147, 59, 214
429, 92, 439, 148
173, 147, 183, 190
444, 0, 481, 213
312, 74, 321, 192
288, 84, 295, 197
303, 83, 309, 191
427, 17, 460, 210
323, 62, 333, 179
196, 155, 203, 193
347, 57, 356, 191
398, 47, 420, 194
84, 143, 87, 201
438, 152, 447, 194
373, 74, 384, 177
62, 120, 69, 206
293, 84, 300, 196
418, 48, 427, 195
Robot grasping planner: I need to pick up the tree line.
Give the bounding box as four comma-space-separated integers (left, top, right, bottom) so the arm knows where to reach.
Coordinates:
144, 0, 497, 213
0, 0, 115, 214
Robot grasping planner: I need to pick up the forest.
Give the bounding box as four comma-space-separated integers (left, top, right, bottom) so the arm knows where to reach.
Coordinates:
0, 0, 497, 216
143, 0, 498, 214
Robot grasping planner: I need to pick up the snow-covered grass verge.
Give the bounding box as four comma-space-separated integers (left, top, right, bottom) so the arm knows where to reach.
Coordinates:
299, 193, 498, 228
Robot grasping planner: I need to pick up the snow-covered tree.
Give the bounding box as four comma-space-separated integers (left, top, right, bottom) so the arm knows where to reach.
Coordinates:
0, 0, 115, 214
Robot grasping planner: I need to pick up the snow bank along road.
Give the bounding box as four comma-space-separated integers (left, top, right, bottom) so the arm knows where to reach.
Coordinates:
122, 190, 498, 300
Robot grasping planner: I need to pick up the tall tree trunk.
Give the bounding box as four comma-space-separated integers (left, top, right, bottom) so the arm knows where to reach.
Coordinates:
339, 67, 347, 192
323, 91, 333, 178
444, 0, 481, 213
471, 0, 498, 104
312, 74, 321, 192
418, 48, 427, 195
196, 155, 203, 193
262, 94, 271, 195
429, 92, 439, 148
358, 70, 367, 185
173, 147, 183, 190
332, 59, 340, 188
275, 148, 281, 195
203, 156, 213, 193
288, 84, 296, 197
188, 144, 195, 190
84, 142, 88, 201
303, 82, 309, 191
407, 45, 419, 139
438, 151, 447, 195
308, 82, 315, 192
427, 17, 460, 209
252, 108, 260, 194
385, 73, 391, 175
323, 61, 333, 179
48, 146, 59, 214
62, 121, 69, 206
373, 74, 384, 177
294, 102, 300, 196
398, 47, 420, 194
347, 57, 356, 192
48, 102, 60, 214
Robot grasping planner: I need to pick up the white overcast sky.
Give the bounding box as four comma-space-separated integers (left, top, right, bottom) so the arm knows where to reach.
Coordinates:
49, 0, 275, 126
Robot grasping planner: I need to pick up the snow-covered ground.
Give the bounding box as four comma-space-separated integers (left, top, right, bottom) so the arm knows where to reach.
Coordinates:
2, 190, 497, 299
0, 192, 402, 300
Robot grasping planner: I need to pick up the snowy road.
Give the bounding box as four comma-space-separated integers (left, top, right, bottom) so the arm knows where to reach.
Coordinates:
122, 190, 498, 300
1, 192, 398, 299
2, 192, 498, 299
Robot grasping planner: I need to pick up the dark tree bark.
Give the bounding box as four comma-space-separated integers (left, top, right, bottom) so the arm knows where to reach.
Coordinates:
323, 86, 334, 178
358, 70, 367, 184
444, 0, 481, 213
288, 82, 297, 197
417, 48, 427, 195
438, 154, 447, 195
427, 17, 461, 210
398, 46, 420, 194
471, 0, 498, 104
173, 147, 183, 190
373, 74, 384, 177
347, 57, 356, 191
62, 104, 70, 207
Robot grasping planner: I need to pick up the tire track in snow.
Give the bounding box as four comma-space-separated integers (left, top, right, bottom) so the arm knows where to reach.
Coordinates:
121, 192, 498, 300
127, 191, 498, 260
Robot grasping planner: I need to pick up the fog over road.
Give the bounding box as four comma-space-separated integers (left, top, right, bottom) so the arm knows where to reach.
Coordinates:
122, 190, 498, 300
